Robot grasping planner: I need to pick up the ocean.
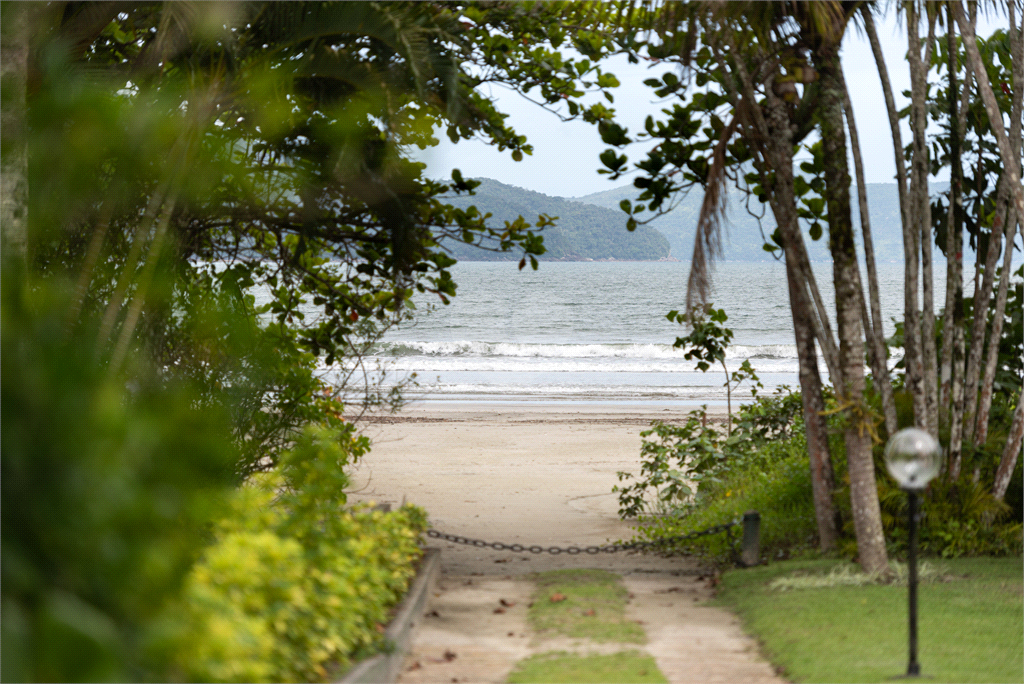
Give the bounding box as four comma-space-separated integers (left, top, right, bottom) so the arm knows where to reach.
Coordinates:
339, 260, 955, 406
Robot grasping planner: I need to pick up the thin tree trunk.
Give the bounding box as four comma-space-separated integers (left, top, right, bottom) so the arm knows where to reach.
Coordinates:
865, 7, 926, 433
975, 209, 1018, 444
975, 3, 1023, 445
840, 67, 897, 437
993, 394, 1024, 501
1, 2, 29, 264
786, 246, 838, 552
948, 310, 967, 480
816, 43, 888, 575
908, 3, 940, 438
940, 8, 970, 413
963, 177, 1011, 444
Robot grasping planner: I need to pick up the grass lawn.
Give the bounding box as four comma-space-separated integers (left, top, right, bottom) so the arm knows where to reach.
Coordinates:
527, 569, 646, 643
715, 557, 1023, 683
506, 650, 667, 684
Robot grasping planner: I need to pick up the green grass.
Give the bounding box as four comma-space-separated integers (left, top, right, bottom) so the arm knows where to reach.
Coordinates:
528, 569, 646, 644
714, 557, 1024, 683
506, 650, 667, 684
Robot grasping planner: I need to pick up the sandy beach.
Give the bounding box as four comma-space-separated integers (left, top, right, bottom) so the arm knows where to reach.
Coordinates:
346, 402, 729, 576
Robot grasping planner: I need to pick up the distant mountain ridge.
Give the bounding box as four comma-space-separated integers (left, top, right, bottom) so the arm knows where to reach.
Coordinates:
441, 178, 950, 263
576, 181, 949, 263
440, 178, 671, 261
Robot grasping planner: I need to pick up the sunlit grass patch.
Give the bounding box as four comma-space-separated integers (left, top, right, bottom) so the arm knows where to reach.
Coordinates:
506, 650, 667, 684
715, 557, 1023, 683
767, 561, 951, 591
528, 569, 646, 644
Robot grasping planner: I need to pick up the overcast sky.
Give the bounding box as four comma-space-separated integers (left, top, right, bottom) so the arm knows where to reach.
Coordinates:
414, 9, 1011, 199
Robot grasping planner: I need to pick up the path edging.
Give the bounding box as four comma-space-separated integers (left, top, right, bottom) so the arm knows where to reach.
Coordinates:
338, 547, 441, 684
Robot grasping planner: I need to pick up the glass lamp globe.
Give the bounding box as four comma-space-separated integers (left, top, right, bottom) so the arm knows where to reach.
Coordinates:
884, 428, 941, 490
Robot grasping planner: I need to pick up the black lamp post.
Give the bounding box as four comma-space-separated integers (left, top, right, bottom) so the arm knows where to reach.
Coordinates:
884, 428, 940, 678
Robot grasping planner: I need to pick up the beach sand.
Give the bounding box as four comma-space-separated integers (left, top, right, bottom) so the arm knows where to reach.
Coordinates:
346, 402, 729, 576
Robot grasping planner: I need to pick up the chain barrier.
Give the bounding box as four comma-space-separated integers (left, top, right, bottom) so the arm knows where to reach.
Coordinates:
425, 520, 739, 556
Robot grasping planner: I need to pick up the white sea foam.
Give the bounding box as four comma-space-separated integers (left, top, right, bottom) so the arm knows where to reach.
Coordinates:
375, 340, 802, 361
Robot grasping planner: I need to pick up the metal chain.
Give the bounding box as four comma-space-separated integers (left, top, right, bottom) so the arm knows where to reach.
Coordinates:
425, 520, 738, 555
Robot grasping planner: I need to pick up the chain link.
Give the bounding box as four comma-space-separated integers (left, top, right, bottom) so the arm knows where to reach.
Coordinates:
425, 520, 738, 555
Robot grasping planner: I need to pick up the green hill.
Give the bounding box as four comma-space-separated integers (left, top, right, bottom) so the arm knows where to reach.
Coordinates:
441, 178, 671, 261
576, 182, 945, 263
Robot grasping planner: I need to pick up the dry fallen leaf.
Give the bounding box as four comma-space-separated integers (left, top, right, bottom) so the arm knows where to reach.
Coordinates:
407, 661, 422, 671
549, 593, 566, 603
583, 608, 596, 616
493, 607, 505, 614
444, 650, 457, 662
500, 599, 516, 607
426, 610, 441, 618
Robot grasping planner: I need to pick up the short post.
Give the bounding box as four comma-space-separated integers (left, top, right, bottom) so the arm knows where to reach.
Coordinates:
740, 510, 760, 567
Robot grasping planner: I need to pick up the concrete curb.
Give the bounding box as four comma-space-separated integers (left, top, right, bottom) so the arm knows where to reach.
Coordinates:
338, 547, 441, 684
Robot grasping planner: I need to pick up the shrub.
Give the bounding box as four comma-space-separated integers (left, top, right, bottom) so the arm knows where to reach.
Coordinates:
153, 429, 428, 682
630, 434, 818, 562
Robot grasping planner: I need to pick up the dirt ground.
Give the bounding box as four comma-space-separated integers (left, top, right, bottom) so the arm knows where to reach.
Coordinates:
346, 403, 784, 683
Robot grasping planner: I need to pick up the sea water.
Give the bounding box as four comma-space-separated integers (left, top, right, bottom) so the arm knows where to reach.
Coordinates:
345, 260, 954, 405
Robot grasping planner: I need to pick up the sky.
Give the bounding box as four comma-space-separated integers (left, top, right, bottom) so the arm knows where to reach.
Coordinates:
413, 9, 1012, 199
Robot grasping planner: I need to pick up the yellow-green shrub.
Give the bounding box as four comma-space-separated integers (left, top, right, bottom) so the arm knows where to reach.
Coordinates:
156, 428, 427, 682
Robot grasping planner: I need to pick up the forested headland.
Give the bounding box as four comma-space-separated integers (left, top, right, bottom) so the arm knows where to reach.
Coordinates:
442, 178, 672, 261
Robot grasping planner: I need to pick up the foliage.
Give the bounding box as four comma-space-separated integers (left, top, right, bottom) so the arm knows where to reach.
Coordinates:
667, 305, 762, 434
928, 27, 1017, 261
621, 379, 1020, 564
528, 570, 645, 645
1, 267, 239, 682
155, 428, 428, 683
22, 1, 633, 478
715, 558, 1024, 683
857, 469, 1023, 560
630, 432, 819, 563
507, 651, 667, 684
614, 389, 803, 520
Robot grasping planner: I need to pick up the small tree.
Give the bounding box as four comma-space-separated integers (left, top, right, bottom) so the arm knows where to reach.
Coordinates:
669, 305, 761, 436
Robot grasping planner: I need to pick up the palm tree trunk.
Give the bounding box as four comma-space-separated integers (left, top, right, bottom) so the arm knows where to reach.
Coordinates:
1, 2, 29, 264
816, 43, 888, 575
840, 67, 897, 438
785, 245, 839, 552
908, 4, 940, 438
736, 46, 840, 554
864, 7, 927, 434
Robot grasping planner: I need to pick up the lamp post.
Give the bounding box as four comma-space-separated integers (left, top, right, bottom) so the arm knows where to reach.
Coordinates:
884, 428, 941, 677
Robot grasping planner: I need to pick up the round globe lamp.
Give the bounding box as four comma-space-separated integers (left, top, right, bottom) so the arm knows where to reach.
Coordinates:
884, 428, 941, 677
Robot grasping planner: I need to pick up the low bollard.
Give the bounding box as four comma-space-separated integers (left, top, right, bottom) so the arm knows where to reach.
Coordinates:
740, 510, 761, 567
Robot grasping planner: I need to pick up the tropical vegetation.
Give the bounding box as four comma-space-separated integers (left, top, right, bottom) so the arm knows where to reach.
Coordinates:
601, 1, 1022, 576
2, 0, 1021, 681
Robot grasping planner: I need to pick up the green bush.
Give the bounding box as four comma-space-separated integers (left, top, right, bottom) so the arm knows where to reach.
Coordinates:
155, 428, 428, 683
631, 433, 818, 562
